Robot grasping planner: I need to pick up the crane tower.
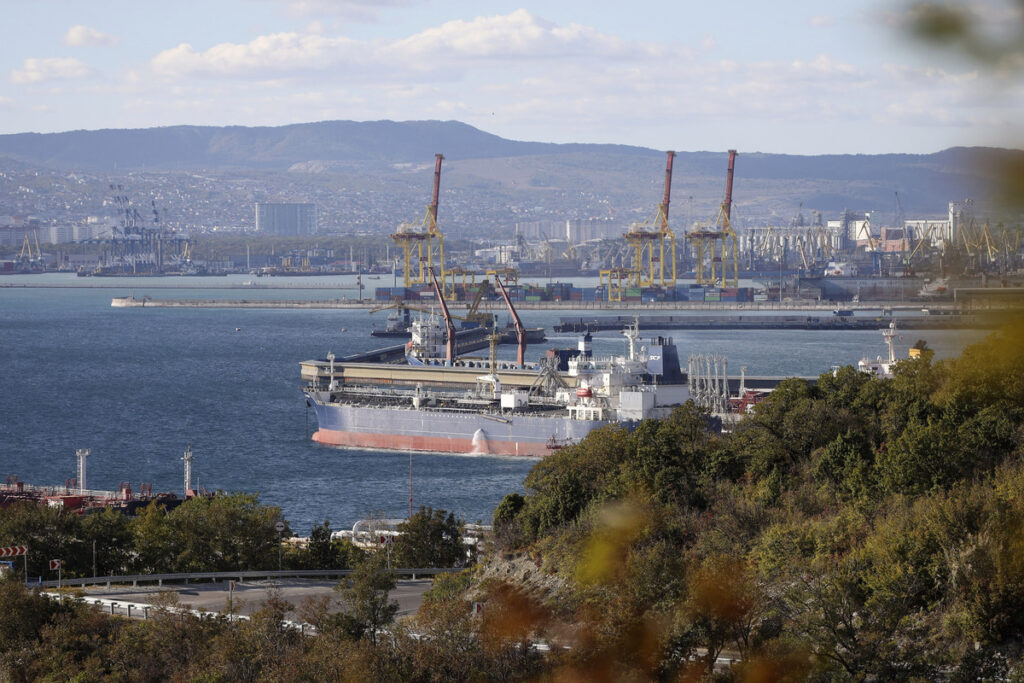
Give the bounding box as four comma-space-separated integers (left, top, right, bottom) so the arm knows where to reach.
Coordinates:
686, 150, 739, 288
391, 154, 446, 288
620, 151, 678, 291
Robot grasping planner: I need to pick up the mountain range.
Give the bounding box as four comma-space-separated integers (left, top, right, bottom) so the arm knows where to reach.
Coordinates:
0, 120, 1018, 226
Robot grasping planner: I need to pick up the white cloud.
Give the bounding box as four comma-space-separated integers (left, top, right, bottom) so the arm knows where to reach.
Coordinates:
0, 96, 13, 109
63, 25, 120, 48
809, 15, 835, 28
10, 58, 95, 84
150, 10, 666, 80
151, 34, 361, 77
392, 10, 648, 60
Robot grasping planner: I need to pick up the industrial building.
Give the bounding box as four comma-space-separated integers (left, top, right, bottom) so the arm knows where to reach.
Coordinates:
255, 202, 318, 235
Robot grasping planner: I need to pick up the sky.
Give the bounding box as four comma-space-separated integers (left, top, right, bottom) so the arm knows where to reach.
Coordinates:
2, 0, 1023, 154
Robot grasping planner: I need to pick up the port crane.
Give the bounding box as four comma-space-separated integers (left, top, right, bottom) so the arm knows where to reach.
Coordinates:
620, 151, 678, 291
17, 229, 43, 271
686, 149, 739, 287
392, 154, 446, 289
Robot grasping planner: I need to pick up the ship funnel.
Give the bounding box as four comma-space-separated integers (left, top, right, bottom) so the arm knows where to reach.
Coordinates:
578, 332, 592, 357
471, 429, 489, 455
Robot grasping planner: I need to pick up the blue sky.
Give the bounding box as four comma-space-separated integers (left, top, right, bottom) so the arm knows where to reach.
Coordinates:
2, 0, 1022, 154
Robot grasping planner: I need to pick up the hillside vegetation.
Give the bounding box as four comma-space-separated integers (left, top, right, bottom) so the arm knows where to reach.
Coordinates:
486, 316, 1024, 679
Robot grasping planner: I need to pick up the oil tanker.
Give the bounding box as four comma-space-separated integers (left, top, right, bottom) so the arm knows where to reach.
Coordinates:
302, 329, 689, 457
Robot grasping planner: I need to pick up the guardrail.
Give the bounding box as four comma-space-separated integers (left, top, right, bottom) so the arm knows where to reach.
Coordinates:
38, 567, 460, 589
40, 591, 318, 633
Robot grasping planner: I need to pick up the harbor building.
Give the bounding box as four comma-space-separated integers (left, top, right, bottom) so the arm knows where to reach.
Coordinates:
255, 202, 318, 235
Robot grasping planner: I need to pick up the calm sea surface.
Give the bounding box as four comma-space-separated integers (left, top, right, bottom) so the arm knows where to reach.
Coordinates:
0, 273, 986, 533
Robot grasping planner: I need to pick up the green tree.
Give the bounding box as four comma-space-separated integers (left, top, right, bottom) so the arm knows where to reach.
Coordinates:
128, 501, 180, 574
337, 553, 399, 646
167, 492, 282, 571
813, 429, 876, 500
307, 519, 337, 569
519, 424, 633, 538
0, 581, 64, 678
81, 508, 132, 577
392, 506, 464, 568
0, 502, 85, 578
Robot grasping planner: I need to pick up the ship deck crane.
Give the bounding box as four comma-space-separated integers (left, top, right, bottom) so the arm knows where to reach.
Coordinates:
392, 154, 446, 288
429, 268, 457, 365
494, 277, 527, 368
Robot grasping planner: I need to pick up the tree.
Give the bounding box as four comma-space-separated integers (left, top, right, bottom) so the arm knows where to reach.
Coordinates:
0, 502, 85, 578
337, 553, 399, 646
0, 581, 63, 677
307, 519, 337, 569
167, 492, 281, 571
392, 507, 464, 569
128, 501, 181, 574
81, 508, 132, 577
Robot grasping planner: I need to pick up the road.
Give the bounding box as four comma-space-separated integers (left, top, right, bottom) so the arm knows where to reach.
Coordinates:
83, 577, 433, 620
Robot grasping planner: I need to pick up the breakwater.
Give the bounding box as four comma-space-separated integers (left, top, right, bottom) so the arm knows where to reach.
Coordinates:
109, 295, 965, 314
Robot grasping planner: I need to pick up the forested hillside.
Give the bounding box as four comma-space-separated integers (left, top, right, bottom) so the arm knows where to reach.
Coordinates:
488, 316, 1024, 679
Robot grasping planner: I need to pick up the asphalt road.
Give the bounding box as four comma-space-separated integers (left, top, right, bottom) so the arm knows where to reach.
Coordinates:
84, 578, 434, 620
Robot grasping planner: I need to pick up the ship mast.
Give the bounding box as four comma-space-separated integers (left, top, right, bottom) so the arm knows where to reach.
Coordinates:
182, 444, 193, 497
76, 448, 90, 493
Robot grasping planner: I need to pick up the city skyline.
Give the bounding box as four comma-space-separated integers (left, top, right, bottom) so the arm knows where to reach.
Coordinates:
3, 0, 1023, 155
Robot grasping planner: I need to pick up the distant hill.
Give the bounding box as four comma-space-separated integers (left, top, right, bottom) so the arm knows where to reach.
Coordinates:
0, 120, 592, 170
0, 120, 1018, 224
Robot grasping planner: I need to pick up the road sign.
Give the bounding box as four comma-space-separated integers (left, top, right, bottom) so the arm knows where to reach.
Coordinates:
0, 546, 28, 557
49, 559, 62, 571
274, 521, 286, 533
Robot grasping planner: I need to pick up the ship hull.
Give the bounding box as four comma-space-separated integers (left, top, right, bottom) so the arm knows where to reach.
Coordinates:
309, 401, 611, 457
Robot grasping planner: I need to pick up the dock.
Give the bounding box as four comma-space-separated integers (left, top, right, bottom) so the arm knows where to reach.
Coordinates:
553, 313, 996, 332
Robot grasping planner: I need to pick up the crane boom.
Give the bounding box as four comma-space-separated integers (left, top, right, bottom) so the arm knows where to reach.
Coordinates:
429, 268, 456, 365
659, 151, 675, 231
494, 278, 526, 368
428, 153, 443, 229
723, 149, 737, 223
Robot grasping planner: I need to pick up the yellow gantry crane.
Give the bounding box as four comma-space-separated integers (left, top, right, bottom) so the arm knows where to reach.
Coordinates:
19, 230, 41, 263
622, 151, 678, 291
686, 149, 739, 287
391, 154, 446, 288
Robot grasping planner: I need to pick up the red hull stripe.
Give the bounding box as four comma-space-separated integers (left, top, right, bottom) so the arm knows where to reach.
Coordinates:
312, 428, 549, 457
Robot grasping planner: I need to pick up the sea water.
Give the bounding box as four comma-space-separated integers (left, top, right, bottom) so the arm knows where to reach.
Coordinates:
0, 273, 984, 533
